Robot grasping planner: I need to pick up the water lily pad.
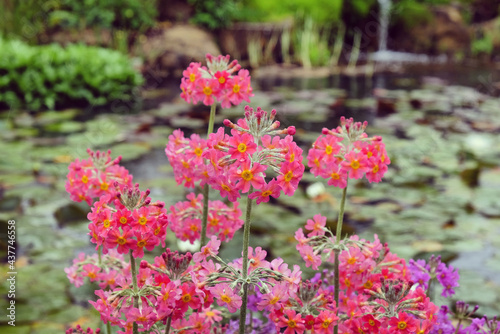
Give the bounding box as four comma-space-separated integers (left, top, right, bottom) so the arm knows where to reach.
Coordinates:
108, 142, 151, 161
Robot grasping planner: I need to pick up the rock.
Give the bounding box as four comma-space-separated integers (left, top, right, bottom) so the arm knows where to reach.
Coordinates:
140, 24, 220, 77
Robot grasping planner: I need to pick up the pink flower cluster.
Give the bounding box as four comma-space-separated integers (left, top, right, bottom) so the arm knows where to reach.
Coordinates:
87, 184, 168, 258
203, 106, 304, 203
89, 249, 226, 333
294, 218, 439, 334
308, 117, 390, 188
64, 250, 126, 289
66, 149, 132, 205
165, 130, 209, 188
168, 193, 243, 244
180, 54, 253, 108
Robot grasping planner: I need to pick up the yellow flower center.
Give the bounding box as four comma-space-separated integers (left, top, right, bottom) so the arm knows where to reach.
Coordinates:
194, 147, 203, 157
222, 184, 231, 191
117, 237, 126, 245
103, 219, 110, 228
206, 311, 215, 317
137, 240, 146, 247
364, 281, 373, 289
368, 319, 375, 326
348, 257, 356, 265
284, 171, 293, 182
189, 73, 196, 82
233, 84, 240, 93
270, 296, 280, 304
81, 175, 89, 184
120, 217, 127, 224
322, 320, 331, 329
367, 151, 373, 158
261, 190, 272, 197
288, 320, 296, 328
100, 182, 109, 191
241, 170, 253, 181
203, 86, 212, 96
351, 160, 360, 169
325, 145, 333, 155
218, 77, 225, 84
372, 165, 379, 173
154, 227, 161, 235
138, 217, 147, 225
237, 143, 247, 153
221, 295, 232, 303
182, 294, 191, 302
289, 153, 295, 162
331, 172, 340, 180
398, 321, 407, 330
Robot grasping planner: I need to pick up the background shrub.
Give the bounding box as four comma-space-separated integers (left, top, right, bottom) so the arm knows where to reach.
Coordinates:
0, 38, 143, 110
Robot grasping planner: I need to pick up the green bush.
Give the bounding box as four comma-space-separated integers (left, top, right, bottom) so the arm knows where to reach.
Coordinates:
0, 38, 143, 111
189, 0, 240, 29
48, 0, 157, 31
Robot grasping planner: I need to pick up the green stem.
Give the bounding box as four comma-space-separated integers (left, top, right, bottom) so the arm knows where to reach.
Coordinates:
200, 184, 209, 248
107, 322, 112, 334
207, 103, 217, 139
454, 319, 462, 334
129, 250, 139, 334
426, 277, 435, 301
200, 102, 217, 249
238, 189, 254, 334
98, 245, 102, 266
164, 316, 172, 334
334, 182, 348, 334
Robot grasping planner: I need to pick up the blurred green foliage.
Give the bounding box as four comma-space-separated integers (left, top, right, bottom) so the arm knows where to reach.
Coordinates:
189, 0, 240, 29
0, 0, 157, 42
471, 34, 494, 56
48, 0, 157, 31
236, 0, 344, 24
0, 38, 143, 111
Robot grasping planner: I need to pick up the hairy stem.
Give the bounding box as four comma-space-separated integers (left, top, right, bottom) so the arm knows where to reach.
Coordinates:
164, 316, 172, 334
200, 102, 217, 249
334, 183, 348, 334
238, 188, 254, 334
129, 250, 139, 334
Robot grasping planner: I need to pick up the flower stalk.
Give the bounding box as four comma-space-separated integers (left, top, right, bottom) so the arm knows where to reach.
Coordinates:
129, 250, 139, 334
238, 187, 254, 334
334, 181, 348, 334
200, 102, 217, 248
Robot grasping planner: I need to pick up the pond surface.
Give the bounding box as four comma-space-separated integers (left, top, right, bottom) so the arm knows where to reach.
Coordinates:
1, 63, 500, 333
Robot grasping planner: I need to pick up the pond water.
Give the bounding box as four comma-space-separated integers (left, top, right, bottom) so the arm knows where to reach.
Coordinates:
1, 63, 500, 332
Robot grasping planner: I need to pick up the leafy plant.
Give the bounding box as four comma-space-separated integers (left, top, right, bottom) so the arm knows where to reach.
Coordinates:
471, 33, 494, 57
47, 0, 157, 31
189, 0, 240, 29
0, 38, 143, 111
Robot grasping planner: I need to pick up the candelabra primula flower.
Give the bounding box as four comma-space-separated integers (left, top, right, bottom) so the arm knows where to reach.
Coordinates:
168, 193, 243, 244
87, 184, 168, 258
64, 249, 127, 289
308, 117, 390, 188
66, 149, 133, 205
180, 54, 253, 108
203, 106, 304, 202
165, 130, 211, 188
